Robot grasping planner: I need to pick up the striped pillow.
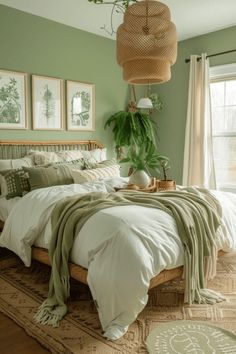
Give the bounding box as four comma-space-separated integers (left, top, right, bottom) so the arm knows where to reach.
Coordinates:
83, 158, 117, 170
30, 150, 83, 165
71, 165, 120, 184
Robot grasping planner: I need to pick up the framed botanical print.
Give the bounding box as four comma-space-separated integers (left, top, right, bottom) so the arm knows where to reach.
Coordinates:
32, 75, 64, 130
0, 69, 28, 129
67, 80, 95, 131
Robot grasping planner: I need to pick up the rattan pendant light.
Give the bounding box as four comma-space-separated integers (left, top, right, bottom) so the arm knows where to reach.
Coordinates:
116, 0, 177, 84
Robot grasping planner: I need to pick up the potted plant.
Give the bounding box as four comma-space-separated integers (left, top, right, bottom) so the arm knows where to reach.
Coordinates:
120, 143, 168, 188
157, 157, 176, 191
104, 86, 167, 186
104, 103, 157, 160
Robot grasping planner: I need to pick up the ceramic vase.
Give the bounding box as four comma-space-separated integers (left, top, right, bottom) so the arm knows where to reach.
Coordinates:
129, 170, 151, 188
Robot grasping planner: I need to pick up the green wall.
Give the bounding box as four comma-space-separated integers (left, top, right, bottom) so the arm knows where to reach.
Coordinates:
0, 5, 128, 156
155, 25, 236, 184
1, 5, 236, 181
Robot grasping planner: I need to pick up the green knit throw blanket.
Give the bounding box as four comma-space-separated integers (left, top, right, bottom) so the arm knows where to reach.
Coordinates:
35, 188, 225, 327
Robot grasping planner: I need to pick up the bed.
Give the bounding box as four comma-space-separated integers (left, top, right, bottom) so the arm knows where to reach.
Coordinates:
0, 139, 236, 340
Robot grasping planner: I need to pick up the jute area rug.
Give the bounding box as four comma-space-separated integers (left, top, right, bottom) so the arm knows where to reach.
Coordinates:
0, 250, 236, 354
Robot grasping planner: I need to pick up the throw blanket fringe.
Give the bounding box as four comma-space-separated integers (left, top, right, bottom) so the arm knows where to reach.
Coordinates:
35, 188, 225, 327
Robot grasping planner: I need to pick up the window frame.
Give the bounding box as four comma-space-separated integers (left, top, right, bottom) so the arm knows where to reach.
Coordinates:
209, 64, 236, 191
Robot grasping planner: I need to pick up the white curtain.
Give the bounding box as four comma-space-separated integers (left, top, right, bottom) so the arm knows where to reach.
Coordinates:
182, 53, 216, 189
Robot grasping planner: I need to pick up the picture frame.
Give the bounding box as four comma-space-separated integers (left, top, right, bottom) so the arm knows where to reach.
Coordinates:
0, 69, 28, 130
32, 75, 64, 130
67, 80, 95, 131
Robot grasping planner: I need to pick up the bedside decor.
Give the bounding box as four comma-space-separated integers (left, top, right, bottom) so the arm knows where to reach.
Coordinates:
0, 69, 28, 129
122, 144, 167, 188
67, 80, 95, 131
115, 177, 157, 193
32, 75, 64, 130
129, 169, 150, 188
157, 156, 176, 191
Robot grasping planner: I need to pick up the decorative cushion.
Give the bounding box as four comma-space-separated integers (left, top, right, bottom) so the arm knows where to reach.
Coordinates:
71, 165, 120, 184
84, 158, 117, 170
53, 159, 85, 170
23, 165, 74, 191
0, 156, 33, 171
0, 168, 30, 199
30, 150, 83, 165
96, 158, 118, 168
80, 148, 107, 163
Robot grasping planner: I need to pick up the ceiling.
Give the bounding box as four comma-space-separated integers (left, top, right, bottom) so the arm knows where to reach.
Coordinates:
1, 0, 236, 41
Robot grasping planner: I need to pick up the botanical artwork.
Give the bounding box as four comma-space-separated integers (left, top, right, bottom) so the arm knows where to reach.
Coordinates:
0, 69, 27, 129
32, 75, 63, 130
67, 81, 95, 131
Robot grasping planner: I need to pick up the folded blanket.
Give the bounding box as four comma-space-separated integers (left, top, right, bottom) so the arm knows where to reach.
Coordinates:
35, 188, 225, 327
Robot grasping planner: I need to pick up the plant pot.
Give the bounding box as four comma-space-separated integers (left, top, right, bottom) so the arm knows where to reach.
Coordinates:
157, 179, 176, 191
129, 170, 151, 188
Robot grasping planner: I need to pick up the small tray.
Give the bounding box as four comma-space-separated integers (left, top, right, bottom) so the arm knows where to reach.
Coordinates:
115, 177, 158, 193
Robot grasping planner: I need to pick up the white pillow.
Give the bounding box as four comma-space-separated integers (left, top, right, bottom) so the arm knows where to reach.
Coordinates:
30, 150, 83, 165
57, 150, 83, 162
71, 165, 120, 184
80, 148, 107, 162
0, 156, 33, 171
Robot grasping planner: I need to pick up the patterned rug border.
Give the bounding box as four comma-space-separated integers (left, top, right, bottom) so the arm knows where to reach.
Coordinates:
0, 282, 66, 354
1, 251, 236, 354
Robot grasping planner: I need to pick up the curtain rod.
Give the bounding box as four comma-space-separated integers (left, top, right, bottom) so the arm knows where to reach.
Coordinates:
185, 49, 236, 63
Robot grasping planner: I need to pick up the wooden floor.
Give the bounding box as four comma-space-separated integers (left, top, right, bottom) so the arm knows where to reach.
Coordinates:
0, 312, 50, 354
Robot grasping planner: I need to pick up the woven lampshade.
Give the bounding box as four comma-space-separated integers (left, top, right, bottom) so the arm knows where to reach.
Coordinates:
116, 0, 177, 84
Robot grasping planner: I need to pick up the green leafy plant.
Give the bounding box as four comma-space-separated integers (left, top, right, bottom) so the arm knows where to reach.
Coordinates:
104, 109, 157, 157
120, 143, 168, 174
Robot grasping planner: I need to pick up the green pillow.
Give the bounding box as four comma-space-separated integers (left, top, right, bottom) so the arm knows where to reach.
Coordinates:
23, 165, 74, 191
0, 168, 30, 199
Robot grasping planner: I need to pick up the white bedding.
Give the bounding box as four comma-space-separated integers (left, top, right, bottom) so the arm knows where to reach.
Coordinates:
1, 178, 236, 340
0, 196, 21, 222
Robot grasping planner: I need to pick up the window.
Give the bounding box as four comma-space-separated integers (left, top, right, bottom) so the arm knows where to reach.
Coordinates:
210, 64, 236, 192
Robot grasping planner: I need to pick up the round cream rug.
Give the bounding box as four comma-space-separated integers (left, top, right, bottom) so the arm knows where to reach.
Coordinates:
146, 321, 236, 354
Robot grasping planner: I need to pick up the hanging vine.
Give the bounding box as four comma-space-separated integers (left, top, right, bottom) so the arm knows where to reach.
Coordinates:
88, 0, 138, 35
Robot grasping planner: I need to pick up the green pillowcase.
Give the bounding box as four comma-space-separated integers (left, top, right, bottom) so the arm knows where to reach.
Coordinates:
0, 168, 30, 199
0, 159, 85, 198
23, 165, 74, 191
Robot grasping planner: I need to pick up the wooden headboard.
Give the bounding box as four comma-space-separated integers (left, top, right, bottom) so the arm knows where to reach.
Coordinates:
0, 140, 104, 159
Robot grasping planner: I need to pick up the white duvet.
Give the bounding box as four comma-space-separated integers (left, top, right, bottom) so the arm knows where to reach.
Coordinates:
1, 177, 236, 340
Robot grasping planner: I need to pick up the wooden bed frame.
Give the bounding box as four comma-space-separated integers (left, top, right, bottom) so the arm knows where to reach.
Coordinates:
0, 140, 224, 290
